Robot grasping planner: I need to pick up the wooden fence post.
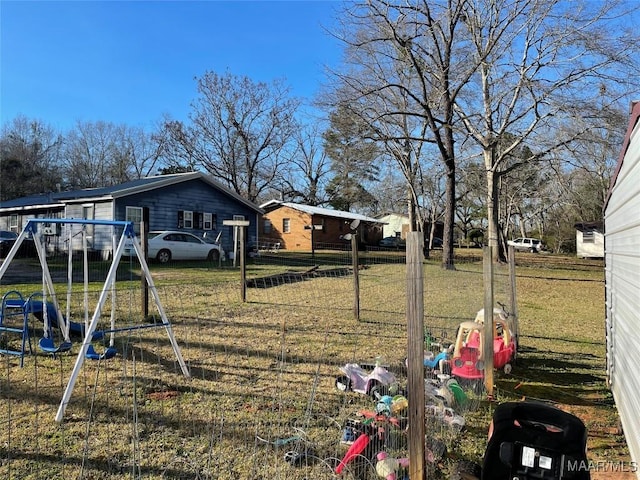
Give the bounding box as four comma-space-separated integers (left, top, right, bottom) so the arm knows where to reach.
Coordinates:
223, 220, 250, 302
352, 233, 360, 321
483, 246, 495, 397
406, 232, 425, 480
508, 245, 519, 346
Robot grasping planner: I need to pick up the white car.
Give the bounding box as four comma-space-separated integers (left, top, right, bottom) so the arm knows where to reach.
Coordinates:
507, 237, 544, 253
127, 231, 225, 263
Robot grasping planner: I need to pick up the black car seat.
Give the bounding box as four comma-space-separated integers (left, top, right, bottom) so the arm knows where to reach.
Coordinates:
481, 401, 591, 480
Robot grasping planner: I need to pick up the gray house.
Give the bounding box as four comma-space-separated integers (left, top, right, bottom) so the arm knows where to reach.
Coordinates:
0, 172, 262, 259
604, 100, 640, 476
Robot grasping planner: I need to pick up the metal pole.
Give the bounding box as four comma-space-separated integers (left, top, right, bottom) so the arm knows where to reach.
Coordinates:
141, 220, 149, 319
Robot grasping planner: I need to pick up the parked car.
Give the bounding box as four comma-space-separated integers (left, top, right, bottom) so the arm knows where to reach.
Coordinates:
429, 237, 443, 248
126, 231, 225, 263
379, 236, 405, 249
0, 230, 37, 258
507, 237, 544, 253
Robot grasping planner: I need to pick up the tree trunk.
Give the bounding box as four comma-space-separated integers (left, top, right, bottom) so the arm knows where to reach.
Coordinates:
442, 161, 456, 270
485, 150, 505, 263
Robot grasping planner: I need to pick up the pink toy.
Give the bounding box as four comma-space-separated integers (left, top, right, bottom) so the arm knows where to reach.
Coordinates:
375, 451, 410, 480
335, 360, 397, 399
335, 432, 369, 474
451, 316, 516, 380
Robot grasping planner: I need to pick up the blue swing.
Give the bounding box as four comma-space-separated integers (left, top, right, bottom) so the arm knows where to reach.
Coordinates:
85, 344, 117, 360
39, 337, 72, 354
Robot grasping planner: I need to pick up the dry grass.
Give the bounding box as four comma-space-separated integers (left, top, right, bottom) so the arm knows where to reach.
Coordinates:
0, 251, 629, 479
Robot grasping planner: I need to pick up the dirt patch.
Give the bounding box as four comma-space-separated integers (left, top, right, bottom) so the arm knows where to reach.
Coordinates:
146, 390, 180, 401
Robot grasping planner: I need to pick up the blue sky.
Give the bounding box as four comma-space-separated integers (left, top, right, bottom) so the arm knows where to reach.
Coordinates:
1, 1, 344, 131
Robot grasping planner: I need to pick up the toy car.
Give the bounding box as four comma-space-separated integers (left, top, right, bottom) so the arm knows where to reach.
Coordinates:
405, 343, 453, 375
474, 307, 517, 371
474, 306, 518, 351
450, 317, 516, 380
335, 361, 398, 399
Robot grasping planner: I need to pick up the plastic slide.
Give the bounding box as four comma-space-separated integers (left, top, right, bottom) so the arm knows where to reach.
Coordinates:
26, 300, 104, 341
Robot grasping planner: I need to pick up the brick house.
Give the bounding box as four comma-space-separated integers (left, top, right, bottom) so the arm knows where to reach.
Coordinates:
259, 200, 385, 251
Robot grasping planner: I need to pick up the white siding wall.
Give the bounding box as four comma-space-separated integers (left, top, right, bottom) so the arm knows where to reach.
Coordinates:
379, 214, 409, 239
605, 109, 640, 476
576, 230, 604, 258
65, 201, 118, 259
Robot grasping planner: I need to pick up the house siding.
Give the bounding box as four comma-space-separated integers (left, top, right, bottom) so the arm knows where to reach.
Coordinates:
576, 230, 604, 259
0, 207, 64, 232
260, 204, 383, 250
0, 174, 262, 259
113, 179, 259, 254
261, 206, 312, 250
604, 101, 640, 476
379, 214, 409, 239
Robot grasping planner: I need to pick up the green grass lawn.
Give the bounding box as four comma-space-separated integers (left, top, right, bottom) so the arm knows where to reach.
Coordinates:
0, 250, 628, 479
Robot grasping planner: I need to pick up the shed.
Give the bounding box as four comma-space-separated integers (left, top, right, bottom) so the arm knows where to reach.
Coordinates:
574, 221, 604, 259
0, 172, 262, 259
604, 100, 640, 475
377, 213, 410, 239
259, 200, 385, 250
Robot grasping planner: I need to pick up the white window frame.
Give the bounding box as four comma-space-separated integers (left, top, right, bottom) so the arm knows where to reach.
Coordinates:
126, 206, 143, 235
82, 204, 95, 241
203, 212, 213, 230
283, 218, 291, 234
9, 214, 18, 233
183, 210, 193, 229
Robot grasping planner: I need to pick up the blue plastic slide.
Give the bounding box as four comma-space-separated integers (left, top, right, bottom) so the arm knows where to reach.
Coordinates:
26, 300, 104, 341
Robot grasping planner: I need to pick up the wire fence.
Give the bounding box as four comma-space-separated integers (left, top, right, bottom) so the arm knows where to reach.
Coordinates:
0, 235, 616, 479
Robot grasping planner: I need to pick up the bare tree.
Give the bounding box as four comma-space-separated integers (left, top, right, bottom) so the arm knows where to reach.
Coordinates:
453, 0, 640, 261
163, 72, 300, 203
0, 116, 64, 200
62, 121, 163, 188
329, 0, 478, 269
114, 124, 167, 180
266, 123, 331, 205
63, 121, 120, 188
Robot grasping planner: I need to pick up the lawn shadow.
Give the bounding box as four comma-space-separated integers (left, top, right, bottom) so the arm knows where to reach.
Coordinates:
496, 345, 608, 406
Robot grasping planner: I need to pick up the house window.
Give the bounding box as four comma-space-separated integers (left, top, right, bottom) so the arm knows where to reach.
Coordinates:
9, 215, 18, 233
126, 206, 143, 235
264, 219, 272, 234
583, 231, 595, 243
183, 210, 193, 229
82, 205, 94, 220
178, 210, 194, 229
82, 204, 95, 241
203, 212, 215, 230
283, 218, 291, 233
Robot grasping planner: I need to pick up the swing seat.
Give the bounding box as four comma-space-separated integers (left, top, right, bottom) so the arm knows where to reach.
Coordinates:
85, 344, 117, 360
39, 337, 72, 354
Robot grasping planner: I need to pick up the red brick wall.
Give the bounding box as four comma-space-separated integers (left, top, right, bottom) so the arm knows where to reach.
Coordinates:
260, 207, 359, 250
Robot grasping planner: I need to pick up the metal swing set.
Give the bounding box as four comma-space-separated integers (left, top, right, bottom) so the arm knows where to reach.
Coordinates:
0, 218, 190, 422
